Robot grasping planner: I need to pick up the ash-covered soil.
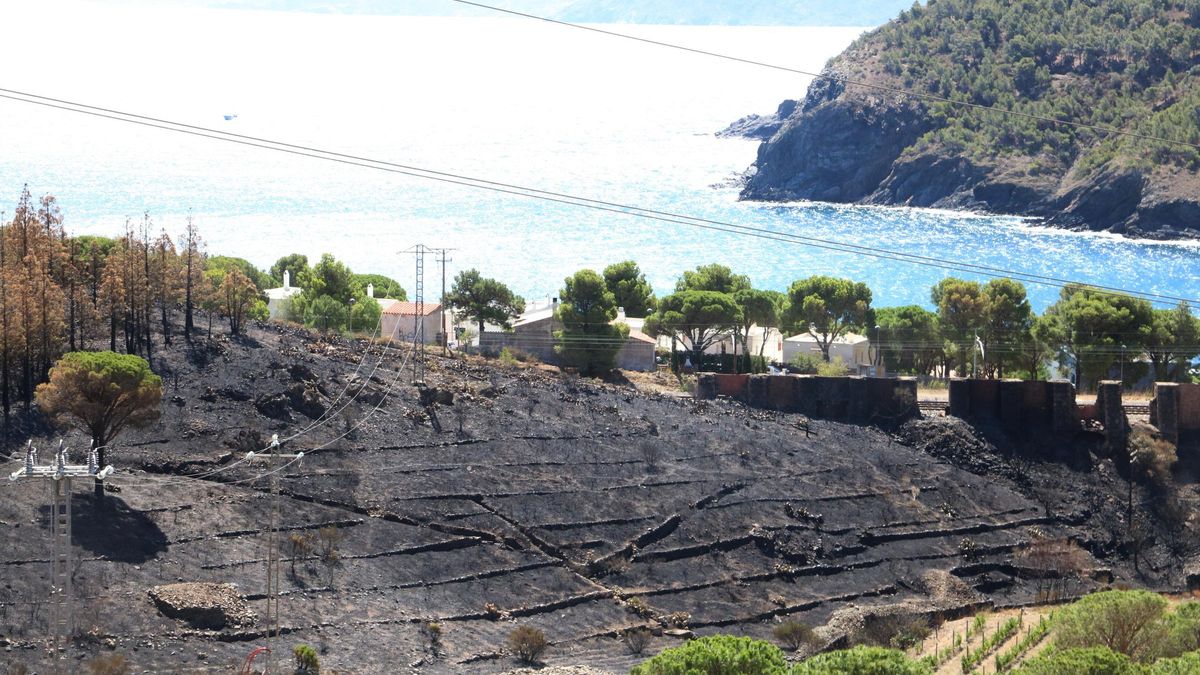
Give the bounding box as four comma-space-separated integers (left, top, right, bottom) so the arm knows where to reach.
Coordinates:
1, 322, 1197, 674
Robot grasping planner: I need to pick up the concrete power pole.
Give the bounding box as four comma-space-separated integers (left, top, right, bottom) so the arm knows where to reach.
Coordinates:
248, 435, 304, 673
9, 439, 113, 658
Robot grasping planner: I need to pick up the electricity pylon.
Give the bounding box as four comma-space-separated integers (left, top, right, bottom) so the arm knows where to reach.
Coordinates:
9, 439, 113, 657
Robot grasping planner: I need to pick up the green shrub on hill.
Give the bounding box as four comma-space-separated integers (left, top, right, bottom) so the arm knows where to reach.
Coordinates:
1149, 650, 1200, 674
1053, 590, 1168, 662
1015, 646, 1140, 674
631, 635, 787, 675
791, 645, 932, 674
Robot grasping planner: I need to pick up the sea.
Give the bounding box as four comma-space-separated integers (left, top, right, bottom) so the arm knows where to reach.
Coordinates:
0, 0, 1197, 312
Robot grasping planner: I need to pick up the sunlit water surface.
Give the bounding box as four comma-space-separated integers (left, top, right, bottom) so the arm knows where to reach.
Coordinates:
0, 2, 1196, 311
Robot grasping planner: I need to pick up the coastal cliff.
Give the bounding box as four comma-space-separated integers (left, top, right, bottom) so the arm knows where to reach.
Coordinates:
739, 0, 1200, 240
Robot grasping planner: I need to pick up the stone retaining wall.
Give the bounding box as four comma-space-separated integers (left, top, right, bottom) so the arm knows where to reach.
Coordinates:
947, 379, 1079, 438
1151, 382, 1200, 443
695, 374, 918, 424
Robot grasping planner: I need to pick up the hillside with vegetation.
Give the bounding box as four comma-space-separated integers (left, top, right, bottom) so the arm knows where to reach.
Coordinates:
741, 0, 1200, 239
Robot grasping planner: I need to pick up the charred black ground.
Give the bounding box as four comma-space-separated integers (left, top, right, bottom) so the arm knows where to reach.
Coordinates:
1, 321, 1196, 673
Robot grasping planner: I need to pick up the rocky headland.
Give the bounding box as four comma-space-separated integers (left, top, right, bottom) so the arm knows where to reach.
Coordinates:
734, 0, 1200, 241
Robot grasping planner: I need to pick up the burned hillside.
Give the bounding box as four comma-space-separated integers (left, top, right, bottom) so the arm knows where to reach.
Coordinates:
1, 321, 1197, 673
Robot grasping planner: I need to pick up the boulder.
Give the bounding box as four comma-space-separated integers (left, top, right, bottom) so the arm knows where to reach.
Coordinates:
148, 583, 255, 629
286, 382, 327, 419
254, 393, 293, 421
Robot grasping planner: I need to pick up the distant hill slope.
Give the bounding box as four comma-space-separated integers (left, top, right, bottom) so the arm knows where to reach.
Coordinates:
554, 0, 914, 26
740, 0, 1200, 239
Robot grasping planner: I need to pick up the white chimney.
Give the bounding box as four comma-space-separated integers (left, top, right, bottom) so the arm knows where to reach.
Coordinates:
283, 270, 290, 290
367, 283, 374, 298
617, 306, 626, 321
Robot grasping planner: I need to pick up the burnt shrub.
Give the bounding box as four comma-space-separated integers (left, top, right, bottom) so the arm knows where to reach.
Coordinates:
507, 625, 548, 665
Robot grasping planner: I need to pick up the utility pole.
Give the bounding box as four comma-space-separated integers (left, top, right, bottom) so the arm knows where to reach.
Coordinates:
248, 435, 304, 674
435, 248, 454, 356
972, 330, 979, 379
9, 439, 113, 658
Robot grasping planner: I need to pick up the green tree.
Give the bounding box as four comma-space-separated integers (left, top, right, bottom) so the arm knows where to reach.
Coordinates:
308, 253, 355, 304
1021, 314, 1061, 380
34, 351, 162, 500
932, 277, 986, 377
675, 263, 751, 295
206, 255, 271, 291
603, 260, 656, 317
1145, 302, 1200, 382
733, 288, 778, 372
1045, 285, 1154, 390
784, 275, 872, 362
981, 278, 1033, 378
555, 269, 628, 376
349, 295, 381, 333
644, 290, 741, 370
1054, 590, 1169, 662
304, 295, 348, 334
269, 253, 310, 288
1162, 601, 1200, 657
443, 269, 525, 334
631, 635, 787, 675
352, 273, 406, 301
791, 645, 932, 674
875, 305, 940, 375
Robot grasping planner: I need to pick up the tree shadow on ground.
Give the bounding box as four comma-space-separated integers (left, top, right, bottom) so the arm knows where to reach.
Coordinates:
39, 490, 168, 564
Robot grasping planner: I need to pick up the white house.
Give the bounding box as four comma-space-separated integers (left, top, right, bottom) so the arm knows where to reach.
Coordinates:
264, 270, 303, 320
782, 331, 882, 375
382, 302, 446, 344
655, 324, 786, 364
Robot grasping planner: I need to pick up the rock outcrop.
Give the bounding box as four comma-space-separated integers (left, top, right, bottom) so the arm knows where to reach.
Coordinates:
716, 99, 797, 140
148, 583, 256, 629
737, 2, 1200, 241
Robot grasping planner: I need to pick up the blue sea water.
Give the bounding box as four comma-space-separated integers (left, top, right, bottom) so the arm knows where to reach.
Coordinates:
0, 1, 1196, 312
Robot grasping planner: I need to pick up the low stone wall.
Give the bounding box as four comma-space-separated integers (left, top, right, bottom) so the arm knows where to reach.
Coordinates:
947, 378, 1079, 438
695, 374, 918, 424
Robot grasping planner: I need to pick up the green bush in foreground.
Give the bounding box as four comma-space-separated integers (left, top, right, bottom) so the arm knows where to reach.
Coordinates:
1150, 651, 1200, 674
631, 635, 787, 675
1054, 590, 1169, 662
1015, 647, 1139, 675
293, 643, 320, 674
791, 645, 932, 675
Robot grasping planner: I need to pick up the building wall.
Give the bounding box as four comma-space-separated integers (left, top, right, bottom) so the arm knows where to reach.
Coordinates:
382, 313, 443, 344
782, 339, 869, 369
615, 339, 656, 372
477, 331, 558, 362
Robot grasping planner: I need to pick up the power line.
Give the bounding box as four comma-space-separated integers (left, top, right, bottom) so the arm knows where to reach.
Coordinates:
443, 0, 1200, 152
0, 89, 1193, 309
